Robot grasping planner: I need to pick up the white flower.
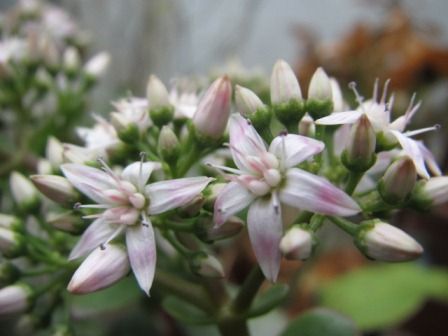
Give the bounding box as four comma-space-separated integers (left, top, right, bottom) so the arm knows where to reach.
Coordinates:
76, 115, 120, 157
110, 97, 151, 134
212, 115, 360, 281
62, 159, 212, 294
316, 80, 441, 178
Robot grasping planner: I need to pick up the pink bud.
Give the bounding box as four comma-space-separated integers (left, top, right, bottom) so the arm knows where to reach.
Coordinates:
192, 76, 232, 140
0, 284, 32, 315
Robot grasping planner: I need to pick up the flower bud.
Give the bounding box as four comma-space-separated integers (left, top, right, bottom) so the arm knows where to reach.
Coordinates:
158, 126, 179, 162
0, 262, 20, 287
191, 254, 225, 278
67, 244, 130, 294
147, 75, 174, 127
355, 220, 423, 262
270, 59, 306, 127
378, 156, 416, 205
35, 68, 53, 90
203, 183, 226, 211
298, 114, 315, 137
330, 78, 346, 112
46, 136, 64, 168
10, 172, 39, 211
37, 159, 53, 174
31, 175, 79, 205
0, 283, 33, 315
342, 114, 376, 172
195, 215, 243, 242
192, 76, 232, 140
270, 59, 302, 104
63, 47, 81, 72
0, 214, 22, 231
235, 85, 271, 130
308, 67, 332, 101
62, 144, 97, 165
280, 226, 314, 260
409, 176, 448, 211
178, 194, 205, 217
46, 211, 85, 233
84, 52, 110, 78
0, 228, 25, 258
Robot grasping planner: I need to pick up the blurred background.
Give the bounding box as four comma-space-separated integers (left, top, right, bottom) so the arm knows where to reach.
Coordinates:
1, 0, 448, 335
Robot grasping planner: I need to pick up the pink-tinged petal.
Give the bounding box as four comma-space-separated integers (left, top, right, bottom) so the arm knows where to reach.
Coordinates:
247, 195, 282, 282
269, 134, 324, 168
418, 142, 442, 176
390, 131, 429, 179
315, 111, 362, 125
214, 181, 255, 227
389, 115, 406, 132
69, 218, 117, 260
121, 161, 162, 191
280, 168, 360, 216
126, 222, 156, 295
145, 177, 213, 215
61, 163, 117, 203
229, 114, 267, 173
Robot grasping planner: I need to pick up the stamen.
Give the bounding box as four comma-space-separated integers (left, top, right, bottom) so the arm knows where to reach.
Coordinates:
348, 82, 364, 105
139, 152, 146, 187
386, 93, 395, 111
205, 162, 244, 175
78, 204, 111, 209
103, 225, 125, 245
97, 156, 120, 183
404, 124, 441, 137
372, 78, 379, 102
141, 213, 150, 227
82, 214, 103, 219
380, 79, 391, 104
73, 202, 82, 209
272, 192, 280, 215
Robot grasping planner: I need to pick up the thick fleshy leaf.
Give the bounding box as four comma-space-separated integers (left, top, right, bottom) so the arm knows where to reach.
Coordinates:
121, 161, 162, 192
390, 131, 429, 179
269, 134, 324, 168
126, 222, 156, 295
280, 168, 360, 216
228, 114, 267, 173
247, 195, 283, 282
315, 111, 362, 126
69, 218, 117, 260
213, 181, 255, 227
145, 177, 213, 215
61, 163, 117, 204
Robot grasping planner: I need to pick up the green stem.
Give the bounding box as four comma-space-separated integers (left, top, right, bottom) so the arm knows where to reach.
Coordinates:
154, 270, 211, 311
329, 216, 358, 235
163, 230, 197, 257
309, 214, 325, 231
217, 319, 250, 336
231, 265, 264, 314
345, 172, 364, 195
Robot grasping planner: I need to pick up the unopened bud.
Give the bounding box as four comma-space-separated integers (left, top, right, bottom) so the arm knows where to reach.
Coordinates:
270, 59, 305, 127
330, 78, 346, 112
280, 226, 314, 260
0, 214, 22, 231
35, 68, 53, 89
46, 136, 64, 168
342, 114, 376, 172
355, 220, 423, 262
62, 144, 97, 165
0, 283, 33, 315
0, 228, 25, 258
178, 194, 204, 217
191, 254, 225, 278
110, 112, 139, 142
195, 215, 243, 242
10, 172, 39, 211
84, 52, 110, 78
158, 126, 179, 162
193, 76, 232, 141
410, 176, 448, 210
235, 85, 271, 129
147, 75, 174, 127
67, 244, 130, 294
298, 114, 315, 137
203, 183, 227, 211
379, 156, 416, 205
0, 262, 20, 286
37, 159, 53, 174
307, 67, 333, 119
31, 175, 79, 205
46, 211, 85, 233
63, 47, 81, 72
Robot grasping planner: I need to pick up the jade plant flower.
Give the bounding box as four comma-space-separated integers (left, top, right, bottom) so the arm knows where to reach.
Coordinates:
62, 159, 213, 294
212, 115, 360, 281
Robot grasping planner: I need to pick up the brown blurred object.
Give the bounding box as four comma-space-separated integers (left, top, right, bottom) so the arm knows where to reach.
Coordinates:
294, 6, 448, 93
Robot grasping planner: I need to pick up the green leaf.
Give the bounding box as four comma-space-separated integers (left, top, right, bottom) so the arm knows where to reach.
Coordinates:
162, 296, 215, 325
281, 308, 358, 336
247, 284, 289, 318
319, 263, 448, 331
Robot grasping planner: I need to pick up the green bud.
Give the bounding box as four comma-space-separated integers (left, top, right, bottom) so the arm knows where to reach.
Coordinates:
9, 172, 40, 212
0, 214, 23, 232
280, 225, 315, 260
191, 253, 225, 278
272, 99, 306, 128
0, 228, 25, 258
158, 126, 180, 163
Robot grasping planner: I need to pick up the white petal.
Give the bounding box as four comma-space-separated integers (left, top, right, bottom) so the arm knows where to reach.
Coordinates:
145, 177, 213, 215
390, 131, 429, 179
419, 142, 442, 176
213, 181, 255, 227
121, 161, 162, 191
126, 223, 156, 295
69, 218, 116, 260
280, 168, 360, 216
315, 111, 362, 125
61, 163, 116, 204
228, 114, 267, 173
269, 134, 324, 168
247, 195, 282, 282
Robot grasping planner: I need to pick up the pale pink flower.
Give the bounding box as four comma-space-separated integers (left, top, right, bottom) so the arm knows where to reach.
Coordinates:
212, 115, 360, 281
316, 80, 441, 178
76, 115, 120, 157
110, 97, 151, 133
62, 159, 212, 294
